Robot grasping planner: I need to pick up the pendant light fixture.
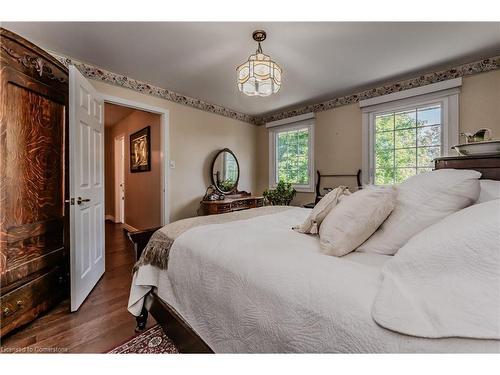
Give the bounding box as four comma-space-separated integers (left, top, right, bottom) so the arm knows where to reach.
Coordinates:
236, 30, 282, 97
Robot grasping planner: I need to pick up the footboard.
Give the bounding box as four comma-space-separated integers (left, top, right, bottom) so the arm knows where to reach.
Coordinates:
127, 227, 161, 260
127, 227, 213, 353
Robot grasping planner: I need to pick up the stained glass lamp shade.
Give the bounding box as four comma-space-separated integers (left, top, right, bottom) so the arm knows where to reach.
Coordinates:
236, 30, 282, 97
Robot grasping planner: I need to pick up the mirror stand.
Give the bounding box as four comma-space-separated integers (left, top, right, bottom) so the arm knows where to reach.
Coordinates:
200, 148, 264, 215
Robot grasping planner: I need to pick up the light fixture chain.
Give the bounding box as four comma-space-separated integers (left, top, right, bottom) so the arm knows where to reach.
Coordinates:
256, 42, 263, 54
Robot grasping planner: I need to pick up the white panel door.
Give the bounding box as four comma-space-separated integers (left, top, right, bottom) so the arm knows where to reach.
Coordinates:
69, 65, 105, 311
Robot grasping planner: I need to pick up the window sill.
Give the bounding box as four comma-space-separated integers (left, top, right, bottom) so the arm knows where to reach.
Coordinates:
294, 187, 315, 193
269, 185, 315, 193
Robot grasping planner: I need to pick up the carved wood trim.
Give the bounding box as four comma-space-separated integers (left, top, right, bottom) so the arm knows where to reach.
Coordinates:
0, 28, 68, 73
1, 44, 67, 84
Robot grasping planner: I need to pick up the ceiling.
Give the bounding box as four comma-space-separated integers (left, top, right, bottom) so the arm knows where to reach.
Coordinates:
104, 103, 134, 127
4, 22, 500, 117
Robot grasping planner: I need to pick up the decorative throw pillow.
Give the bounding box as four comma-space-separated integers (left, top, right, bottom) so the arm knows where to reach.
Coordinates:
293, 186, 350, 234
319, 186, 397, 257
357, 169, 481, 255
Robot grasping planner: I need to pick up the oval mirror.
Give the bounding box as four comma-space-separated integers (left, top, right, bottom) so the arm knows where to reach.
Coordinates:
211, 148, 240, 194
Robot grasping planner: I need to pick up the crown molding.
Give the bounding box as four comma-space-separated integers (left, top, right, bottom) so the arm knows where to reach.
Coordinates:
52, 53, 256, 124
52, 52, 499, 127
253, 55, 500, 125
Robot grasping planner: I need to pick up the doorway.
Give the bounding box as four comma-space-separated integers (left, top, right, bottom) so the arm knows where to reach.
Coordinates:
103, 95, 170, 227
104, 102, 166, 231
114, 135, 125, 223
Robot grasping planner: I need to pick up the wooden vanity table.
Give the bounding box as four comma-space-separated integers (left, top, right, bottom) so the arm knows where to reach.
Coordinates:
200, 148, 264, 215
201, 192, 264, 215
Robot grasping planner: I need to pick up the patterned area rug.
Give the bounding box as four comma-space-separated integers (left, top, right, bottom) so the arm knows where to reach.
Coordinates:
108, 325, 179, 354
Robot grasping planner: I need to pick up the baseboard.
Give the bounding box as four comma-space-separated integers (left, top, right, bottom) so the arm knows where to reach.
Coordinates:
106, 215, 139, 232
122, 222, 139, 232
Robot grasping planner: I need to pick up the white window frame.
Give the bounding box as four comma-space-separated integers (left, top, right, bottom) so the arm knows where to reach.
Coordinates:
268, 116, 315, 193
360, 78, 461, 185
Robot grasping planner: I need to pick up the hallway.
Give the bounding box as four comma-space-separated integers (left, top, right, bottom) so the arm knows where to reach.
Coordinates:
1, 222, 154, 353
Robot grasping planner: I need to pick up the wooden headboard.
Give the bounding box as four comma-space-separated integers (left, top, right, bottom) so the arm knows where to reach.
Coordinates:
434, 155, 500, 181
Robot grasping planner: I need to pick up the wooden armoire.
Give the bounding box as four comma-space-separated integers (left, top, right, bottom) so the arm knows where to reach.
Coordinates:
0, 28, 69, 336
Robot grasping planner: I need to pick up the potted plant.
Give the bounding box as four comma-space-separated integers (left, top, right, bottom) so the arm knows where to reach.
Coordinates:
263, 181, 296, 206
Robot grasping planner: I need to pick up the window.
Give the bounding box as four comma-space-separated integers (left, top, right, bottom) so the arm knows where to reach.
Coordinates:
361, 79, 461, 185
374, 104, 442, 184
268, 120, 314, 192
224, 152, 238, 182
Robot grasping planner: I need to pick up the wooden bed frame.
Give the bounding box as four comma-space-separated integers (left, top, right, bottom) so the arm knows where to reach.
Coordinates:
127, 228, 213, 353
128, 155, 500, 353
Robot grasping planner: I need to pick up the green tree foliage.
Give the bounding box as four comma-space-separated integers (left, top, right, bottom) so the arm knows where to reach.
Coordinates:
375, 106, 441, 185
277, 129, 309, 185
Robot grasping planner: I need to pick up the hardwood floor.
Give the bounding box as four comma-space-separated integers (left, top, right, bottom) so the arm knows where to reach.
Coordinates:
0, 221, 155, 353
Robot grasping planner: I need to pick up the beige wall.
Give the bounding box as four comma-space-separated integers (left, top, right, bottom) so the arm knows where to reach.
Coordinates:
460, 70, 500, 134
105, 108, 162, 230
93, 69, 500, 218
257, 70, 500, 206
92, 80, 258, 222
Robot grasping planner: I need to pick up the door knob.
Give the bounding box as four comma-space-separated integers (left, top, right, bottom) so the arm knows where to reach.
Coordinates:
77, 197, 91, 205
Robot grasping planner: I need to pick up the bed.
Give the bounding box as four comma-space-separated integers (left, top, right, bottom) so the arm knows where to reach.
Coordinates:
128, 155, 500, 353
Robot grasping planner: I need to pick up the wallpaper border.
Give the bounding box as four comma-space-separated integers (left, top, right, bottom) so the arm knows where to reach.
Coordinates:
54, 53, 499, 126
253, 55, 500, 125
54, 54, 255, 124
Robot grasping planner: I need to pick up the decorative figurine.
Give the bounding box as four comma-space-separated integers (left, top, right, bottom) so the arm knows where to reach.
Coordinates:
460, 128, 492, 143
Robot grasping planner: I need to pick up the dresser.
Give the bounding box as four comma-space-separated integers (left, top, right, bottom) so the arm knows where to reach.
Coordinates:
434, 155, 500, 180
0, 28, 69, 336
200, 193, 264, 215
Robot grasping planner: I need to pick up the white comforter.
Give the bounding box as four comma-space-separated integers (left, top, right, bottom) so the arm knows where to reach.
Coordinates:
128, 207, 500, 353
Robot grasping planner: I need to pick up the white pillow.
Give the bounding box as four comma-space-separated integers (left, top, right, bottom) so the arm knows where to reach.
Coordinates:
477, 179, 500, 204
293, 186, 350, 234
358, 169, 481, 255
372, 199, 500, 339
319, 186, 396, 257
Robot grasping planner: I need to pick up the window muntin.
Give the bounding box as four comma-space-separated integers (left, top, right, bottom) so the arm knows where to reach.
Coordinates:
374, 104, 442, 185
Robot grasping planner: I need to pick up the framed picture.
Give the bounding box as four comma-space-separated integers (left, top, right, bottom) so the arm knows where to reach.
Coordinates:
130, 126, 151, 173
